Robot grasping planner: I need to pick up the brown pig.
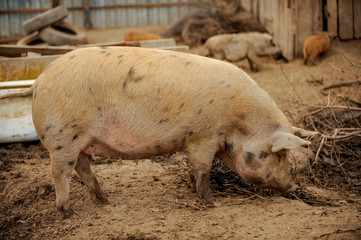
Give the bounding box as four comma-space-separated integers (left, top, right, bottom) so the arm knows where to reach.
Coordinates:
303, 31, 331, 65
124, 30, 163, 42
7, 47, 313, 217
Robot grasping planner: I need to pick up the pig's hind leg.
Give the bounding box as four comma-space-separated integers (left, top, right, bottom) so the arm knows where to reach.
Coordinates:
50, 150, 79, 217
75, 152, 108, 203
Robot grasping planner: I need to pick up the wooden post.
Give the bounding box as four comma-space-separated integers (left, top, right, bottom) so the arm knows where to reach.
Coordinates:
326, 0, 338, 36
83, 0, 92, 29
338, 0, 353, 39
354, 0, 361, 38
52, 0, 61, 8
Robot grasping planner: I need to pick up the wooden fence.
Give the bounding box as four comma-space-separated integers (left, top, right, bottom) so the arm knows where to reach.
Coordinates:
240, 0, 361, 60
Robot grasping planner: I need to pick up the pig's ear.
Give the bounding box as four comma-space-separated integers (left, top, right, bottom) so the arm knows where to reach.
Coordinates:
271, 131, 311, 152
292, 127, 319, 138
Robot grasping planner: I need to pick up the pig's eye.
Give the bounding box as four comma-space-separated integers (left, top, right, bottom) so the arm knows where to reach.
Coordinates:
270, 40, 276, 47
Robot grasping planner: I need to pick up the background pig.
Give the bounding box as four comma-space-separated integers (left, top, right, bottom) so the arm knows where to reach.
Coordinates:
124, 30, 163, 41
27, 46, 311, 217
303, 31, 331, 65
204, 32, 281, 71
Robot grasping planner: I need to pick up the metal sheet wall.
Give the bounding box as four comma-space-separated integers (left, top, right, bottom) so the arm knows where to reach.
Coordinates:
0, 0, 196, 37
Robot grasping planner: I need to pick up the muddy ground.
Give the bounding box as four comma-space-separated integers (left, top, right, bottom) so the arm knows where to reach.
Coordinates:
0, 27, 360, 239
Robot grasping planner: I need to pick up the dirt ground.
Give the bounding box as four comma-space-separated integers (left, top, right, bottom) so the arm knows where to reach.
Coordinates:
1, 27, 361, 239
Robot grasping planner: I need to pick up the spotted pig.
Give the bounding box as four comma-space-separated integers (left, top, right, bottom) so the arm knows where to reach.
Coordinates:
9, 47, 313, 217
204, 32, 281, 71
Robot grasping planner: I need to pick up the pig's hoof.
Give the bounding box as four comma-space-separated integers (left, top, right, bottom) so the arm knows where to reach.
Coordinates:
59, 206, 74, 218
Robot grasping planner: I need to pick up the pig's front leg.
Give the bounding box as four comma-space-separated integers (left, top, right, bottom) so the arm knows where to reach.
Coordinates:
75, 152, 108, 203
247, 51, 260, 72
186, 140, 218, 205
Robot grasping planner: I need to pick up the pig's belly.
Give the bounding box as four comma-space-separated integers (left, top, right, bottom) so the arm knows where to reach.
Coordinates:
81, 129, 184, 160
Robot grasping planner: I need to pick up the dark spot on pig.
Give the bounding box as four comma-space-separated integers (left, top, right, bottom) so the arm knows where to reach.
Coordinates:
105, 52, 111, 57
171, 139, 177, 145
131, 145, 134, 148
134, 76, 143, 82
40, 134, 45, 140
227, 84, 231, 88
59, 129, 63, 133
238, 113, 246, 120
118, 143, 123, 147
198, 108, 203, 115
72, 124, 77, 128
72, 134, 78, 141
218, 132, 224, 136
159, 118, 169, 124
128, 67, 135, 77
69, 55, 76, 60
209, 99, 214, 104
157, 88, 161, 94
34, 94, 37, 99
146, 146, 150, 150
185, 61, 191, 66
61, 169, 64, 174
98, 107, 101, 111
246, 152, 255, 165
179, 103, 185, 109
188, 131, 194, 136
123, 81, 127, 91
294, 131, 302, 137
225, 142, 235, 158
68, 161, 75, 166
55, 146, 63, 151
259, 151, 268, 159
230, 95, 235, 99
112, 119, 116, 125
155, 145, 162, 150
163, 106, 171, 112
45, 124, 52, 132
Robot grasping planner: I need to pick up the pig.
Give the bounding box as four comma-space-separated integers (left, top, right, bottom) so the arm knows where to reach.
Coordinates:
124, 30, 163, 42
204, 32, 281, 71
2, 47, 314, 217
303, 31, 331, 65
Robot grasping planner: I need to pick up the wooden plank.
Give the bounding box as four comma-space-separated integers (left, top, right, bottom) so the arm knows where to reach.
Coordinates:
338, 0, 353, 39
155, 45, 189, 53
312, 0, 323, 33
127, 0, 137, 26
354, 0, 361, 38
0, 0, 10, 37
0, 55, 61, 81
148, 0, 159, 25
114, 0, 127, 27
159, 0, 168, 25
139, 38, 176, 48
326, 0, 338, 36
296, 0, 313, 57
0, 45, 76, 57
137, 0, 147, 26
0, 80, 35, 88
105, 0, 116, 28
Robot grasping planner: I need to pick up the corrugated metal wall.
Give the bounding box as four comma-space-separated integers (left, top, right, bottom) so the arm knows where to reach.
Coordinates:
0, 0, 197, 37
